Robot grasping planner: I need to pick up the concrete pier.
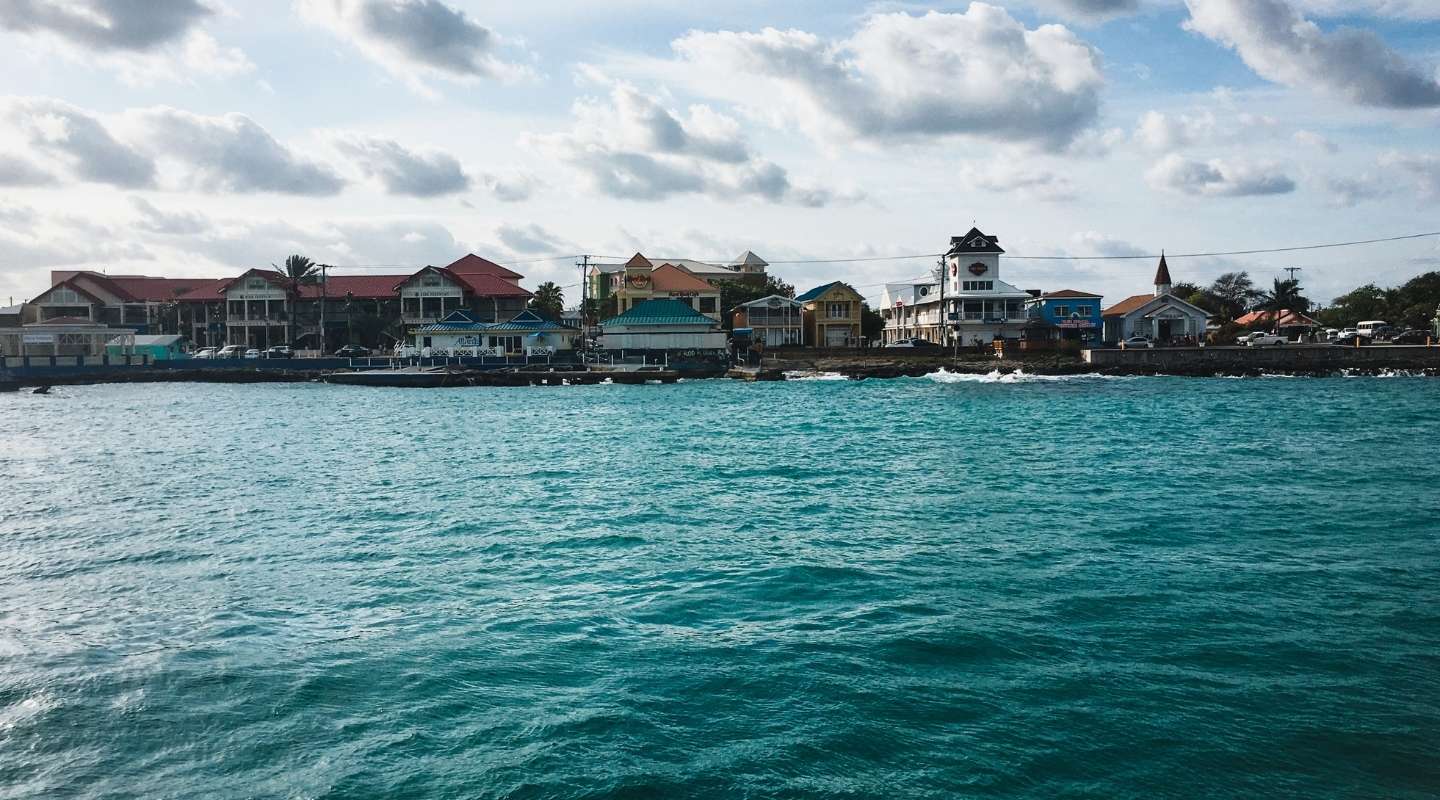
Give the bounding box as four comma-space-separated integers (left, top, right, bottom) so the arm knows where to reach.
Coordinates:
1084, 344, 1440, 373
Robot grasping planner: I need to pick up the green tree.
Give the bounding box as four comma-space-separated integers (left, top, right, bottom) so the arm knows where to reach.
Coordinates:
861, 305, 885, 343
273, 254, 319, 347
714, 276, 797, 330
1170, 281, 1220, 314
1260, 278, 1310, 328
529, 281, 565, 318
1209, 271, 1263, 320
1316, 283, 1387, 328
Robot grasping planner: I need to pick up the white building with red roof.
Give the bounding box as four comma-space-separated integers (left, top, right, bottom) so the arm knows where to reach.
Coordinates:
1100, 255, 1210, 344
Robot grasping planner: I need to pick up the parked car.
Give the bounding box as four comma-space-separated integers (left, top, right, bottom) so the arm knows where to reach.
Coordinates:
334, 344, 371, 357
216, 344, 247, 359
885, 337, 939, 349
1246, 333, 1287, 347
1234, 332, 1264, 346
1331, 332, 1371, 347
1390, 329, 1429, 345
1337, 327, 1358, 339
264, 345, 294, 358
1323, 328, 1339, 341
1118, 335, 1154, 349
243, 348, 260, 359
192, 347, 217, 359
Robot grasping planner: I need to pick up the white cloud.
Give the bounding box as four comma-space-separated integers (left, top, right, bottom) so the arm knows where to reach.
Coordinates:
1146, 153, 1296, 196
1184, 0, 1440, 108
1379, 151, 1440, 202
495, 222, 572, 255
665, 5, 1105, 150
1027, 0, 1144, 23
331, 133, 468, 197
479, 170, 540, 203
2, 96, 156, 188
1292, 130, 1338, 153
132, 107, 346, 195
0, 153, 57, 186
296, 0, 532, 93
528, 78, 851, 206
0, 0, 252, 84
959, 159, 1078, 202
1322, 174, 1389, 207
130, 196, 210, 234
1071, 231, 1149, 256
1133, 109, 1278, 152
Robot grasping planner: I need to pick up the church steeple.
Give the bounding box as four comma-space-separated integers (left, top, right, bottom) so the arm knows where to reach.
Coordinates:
1154, 251, 1173, 296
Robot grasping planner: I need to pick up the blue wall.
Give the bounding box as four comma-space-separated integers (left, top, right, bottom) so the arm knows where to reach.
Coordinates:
1031, 297, 1103, 340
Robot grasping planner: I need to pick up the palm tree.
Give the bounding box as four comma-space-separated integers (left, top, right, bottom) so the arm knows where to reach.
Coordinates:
1261, 278, 1308, 331
530, 281, 564, 318
273, 254, 319, 347
1209, 271, 1264, 320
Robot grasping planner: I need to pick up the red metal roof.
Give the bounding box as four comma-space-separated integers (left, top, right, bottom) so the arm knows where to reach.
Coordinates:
1234, 310, 1320, 328
1041, 289, 1102, 299
105, 276, 216, 302
443, 254, 522, 280
456, 272, 532, 297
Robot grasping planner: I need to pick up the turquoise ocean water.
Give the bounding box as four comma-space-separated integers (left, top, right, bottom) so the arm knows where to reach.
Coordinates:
2, 374, 1438, 799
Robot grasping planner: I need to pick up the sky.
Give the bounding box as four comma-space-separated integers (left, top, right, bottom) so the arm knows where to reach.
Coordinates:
1, 0, 1438, 310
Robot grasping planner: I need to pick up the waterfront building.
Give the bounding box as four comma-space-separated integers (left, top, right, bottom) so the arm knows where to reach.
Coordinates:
731, 295, 804, 347
1026, 290, 1104, 345
586, 251, 767, 322
796, 281, 865, 347
415, 308, 578, 356
1101, 255, 1211, 344
26, 253, 534, 352
106, 334, 187, 360
878, 228, 1031, 346
0, 317, 135, 358
598, 298, 727, 352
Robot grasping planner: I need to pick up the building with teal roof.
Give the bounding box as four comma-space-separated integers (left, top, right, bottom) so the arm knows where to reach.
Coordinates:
599, 298, 727, 351
413, 308, 577, 355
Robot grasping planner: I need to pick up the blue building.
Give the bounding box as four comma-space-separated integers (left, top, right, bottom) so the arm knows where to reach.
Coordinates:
1027, 290, 1103, 344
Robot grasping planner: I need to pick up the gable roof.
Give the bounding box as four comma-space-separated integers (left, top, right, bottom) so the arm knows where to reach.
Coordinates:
32, 278, 108, 306
947, 227, 1004, 255
1040, 289, 1102, 299
1103, 292, 1211, 319
1234, 310, 1320, 328
443, 254, 522, 280
104, 276, 216, 302
795, 281, 862, 303
734, 294, 802, 311
650, 263, 713, 292
489, 308, 578, 331
1154, 254, 1173, 287
624, 253, 653, 269
601, 298, 717, 327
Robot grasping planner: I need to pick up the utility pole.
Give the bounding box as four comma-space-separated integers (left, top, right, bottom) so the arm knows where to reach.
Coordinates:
1284, 266, 1302, 281
578, 254, 590, 351
317, 263, 329, 355
936, 255, 946, 349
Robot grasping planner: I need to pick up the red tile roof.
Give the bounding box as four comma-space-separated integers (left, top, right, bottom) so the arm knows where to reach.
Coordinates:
456, 272, 532, 297
650, 263, 713, 293
299, 275, 406, 300
1234, 310, 1320, 328
105, 276, 216, 302
176, 278, 232, 302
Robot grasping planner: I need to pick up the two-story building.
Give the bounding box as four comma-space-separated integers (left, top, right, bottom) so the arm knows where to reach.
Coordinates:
586, 251, 768, 322
414, 308, 578, 355
598, 298, 727, 352
731, 295, 804, 347
26, 271, 215, 333
796, 281, 865, 347
591, 254, 724, 321
878, 228, 1032, 346
1027, 290, 1104, 345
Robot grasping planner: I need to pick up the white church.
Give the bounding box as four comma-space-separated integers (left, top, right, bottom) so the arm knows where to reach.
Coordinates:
1100, 255, 1212, 344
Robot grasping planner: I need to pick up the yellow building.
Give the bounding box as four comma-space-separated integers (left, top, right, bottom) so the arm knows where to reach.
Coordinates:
598, 254, 724, 321
797, 281, 866, 347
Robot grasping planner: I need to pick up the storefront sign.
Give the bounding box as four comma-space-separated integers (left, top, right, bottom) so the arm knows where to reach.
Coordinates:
1059, 320, 1095, 329
22, 334, 55, 344
968, 262, 988, 276
667, 291, 699, 298
627, 274, 651, 289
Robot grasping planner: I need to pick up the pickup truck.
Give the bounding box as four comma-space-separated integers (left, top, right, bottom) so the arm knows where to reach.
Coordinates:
1245, 333, 1287, 347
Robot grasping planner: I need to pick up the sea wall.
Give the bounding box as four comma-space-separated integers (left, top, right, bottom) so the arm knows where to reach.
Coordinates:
1084, 345, 1440, 374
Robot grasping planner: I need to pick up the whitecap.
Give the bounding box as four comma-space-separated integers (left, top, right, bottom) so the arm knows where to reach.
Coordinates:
783, 371, 848, 381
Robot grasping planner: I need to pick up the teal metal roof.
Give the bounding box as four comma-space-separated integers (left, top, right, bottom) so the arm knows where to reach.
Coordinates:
488, 309, 577, 332
795, 282, 842, 303
601, 298, 716, 327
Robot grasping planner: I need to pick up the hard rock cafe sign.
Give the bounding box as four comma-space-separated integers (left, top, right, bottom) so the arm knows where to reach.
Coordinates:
968, 262, 989, 276
627, 273, 651, 289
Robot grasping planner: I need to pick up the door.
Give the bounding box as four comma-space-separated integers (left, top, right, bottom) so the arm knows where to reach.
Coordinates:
825, 326, 849, 347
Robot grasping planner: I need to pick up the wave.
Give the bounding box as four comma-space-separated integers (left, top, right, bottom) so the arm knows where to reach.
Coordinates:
923, 368, 1135, 384
783, 371, 849, 381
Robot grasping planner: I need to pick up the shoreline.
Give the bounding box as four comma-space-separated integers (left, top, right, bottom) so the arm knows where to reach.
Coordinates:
3, 355, 1438, 391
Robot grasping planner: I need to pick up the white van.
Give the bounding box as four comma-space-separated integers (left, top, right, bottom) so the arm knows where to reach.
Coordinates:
1356, 320, 1388, 339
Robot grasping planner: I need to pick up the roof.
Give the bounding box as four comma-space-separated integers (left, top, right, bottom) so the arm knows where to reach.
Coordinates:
734, 294, 802, 310
947, 227, 1004, 255
601, 298, 717, 327
443, 254, 522, 280
33, 278, 108, 306
1234, 310, 1321, 328
624, 253, 653, 269
1103, 292, 1211, 319
24, 316, 107, 327
0, 304, 23, 316
175, 278, 232, 302
729, 251, 768, 268
1103, 294, 1160, 317
104, 276, 215, 302
299, 274, 406, 300
109, 334, 184, 346
487, 309, 577, 331
1040, 289, 1102, 299
795, 281, 862, 303
650, 263, 713, 293
1154, 254, 1173, 287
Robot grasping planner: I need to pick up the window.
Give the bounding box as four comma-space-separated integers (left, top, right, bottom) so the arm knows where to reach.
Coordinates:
1078, 306, 1093, 317
47, 287, 84, 305
421, 274, 442, 287
698, 296, 717, 313
827, 302, 849, 319
246, 277, 268, 290
961, 281, 994, 292
1054, 305, 1069, 318
228, 300, 244, 318
403, 297, 420, 316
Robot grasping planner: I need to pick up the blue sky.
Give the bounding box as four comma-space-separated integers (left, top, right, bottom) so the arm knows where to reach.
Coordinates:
2, 0, 1438, 309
